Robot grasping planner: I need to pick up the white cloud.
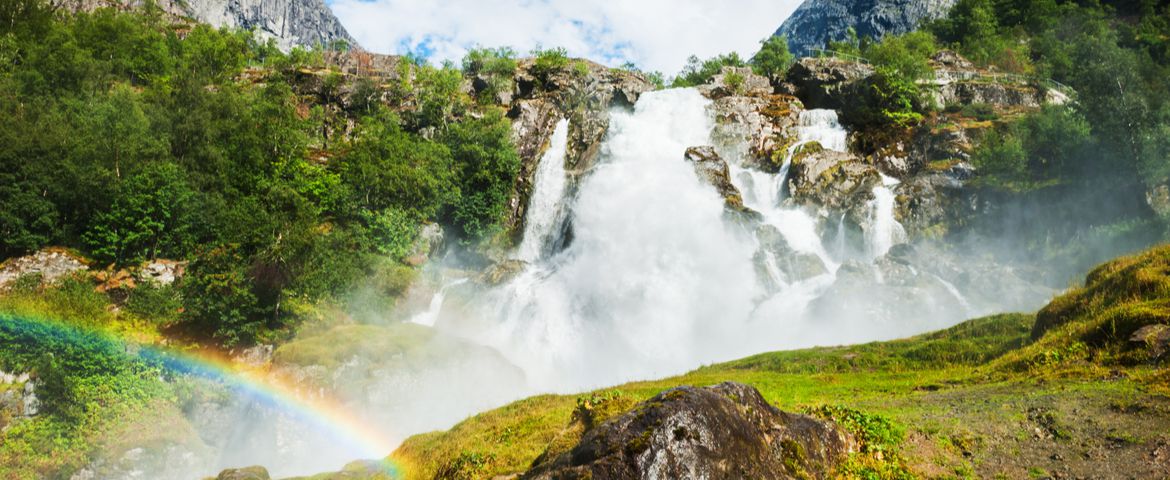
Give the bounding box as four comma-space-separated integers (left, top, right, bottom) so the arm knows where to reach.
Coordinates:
329, 0, 803, 75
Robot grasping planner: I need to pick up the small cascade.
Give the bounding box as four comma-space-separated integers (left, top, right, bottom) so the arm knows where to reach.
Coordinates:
797, 109, 848, 152
931, 273, 973, 316
833, 213, 848, 261
516, 119, 571, 262
410, 278, 469, 327
866, 173, 906, 259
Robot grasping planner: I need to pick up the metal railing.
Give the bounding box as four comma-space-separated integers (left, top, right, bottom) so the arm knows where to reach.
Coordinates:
808, 49, 1076, 99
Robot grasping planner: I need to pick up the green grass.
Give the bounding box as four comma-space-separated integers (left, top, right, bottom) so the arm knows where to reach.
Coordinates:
386, 247, 1170, 480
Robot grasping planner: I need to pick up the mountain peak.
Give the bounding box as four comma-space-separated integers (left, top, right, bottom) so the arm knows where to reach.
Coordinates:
774, 0, 956, 57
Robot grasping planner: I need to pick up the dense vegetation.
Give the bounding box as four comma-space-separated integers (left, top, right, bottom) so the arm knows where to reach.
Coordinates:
0, 0, 521, 345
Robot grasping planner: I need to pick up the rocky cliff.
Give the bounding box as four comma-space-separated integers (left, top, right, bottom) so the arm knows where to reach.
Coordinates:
64, 0, 355, 50
774, 0, 957, 56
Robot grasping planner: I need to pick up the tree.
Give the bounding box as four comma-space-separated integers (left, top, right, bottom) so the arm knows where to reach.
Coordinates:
83, 162, 195, 265
671, 52, 746, 87
181, 244, 261, 346
441, 109, 521, 241
750, 36, 794, 79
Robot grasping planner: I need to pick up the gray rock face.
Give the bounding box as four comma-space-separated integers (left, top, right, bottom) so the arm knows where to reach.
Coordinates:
499, 60, 655, 245
0, 248, 88, 291
523, 382, 857, 480
785, 57, 874, 111
183, 0, 355, 50
775, 0, 957, 57
66, 0, 355, 51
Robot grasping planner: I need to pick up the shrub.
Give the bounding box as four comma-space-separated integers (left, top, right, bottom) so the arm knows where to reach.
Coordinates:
751, 35, 794, 79
123, 281, 182, 324
180, 244, 261, 346
671, 52, 746, 88
530, 46, 569, 84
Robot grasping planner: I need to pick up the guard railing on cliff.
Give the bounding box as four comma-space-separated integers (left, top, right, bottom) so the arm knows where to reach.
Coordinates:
809, 48, 1077, 100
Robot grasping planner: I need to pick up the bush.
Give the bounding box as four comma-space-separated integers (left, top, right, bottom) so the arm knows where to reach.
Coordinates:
180, 244, 261, 346
463, 47, 517, 104
671, 52, 746, 88
123, 281, 182, 324
750, 36, 794, 79
441, 109, 521, 242
530, 46, 569, 84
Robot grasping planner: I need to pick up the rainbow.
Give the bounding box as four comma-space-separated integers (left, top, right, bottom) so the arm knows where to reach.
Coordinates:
0, 313, 404, 478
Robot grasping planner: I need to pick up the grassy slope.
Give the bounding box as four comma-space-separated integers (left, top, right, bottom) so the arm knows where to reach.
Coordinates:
384, 247, 1170, 480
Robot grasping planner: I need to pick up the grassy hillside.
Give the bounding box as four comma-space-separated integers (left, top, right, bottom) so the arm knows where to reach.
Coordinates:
383, 246, 1170, 480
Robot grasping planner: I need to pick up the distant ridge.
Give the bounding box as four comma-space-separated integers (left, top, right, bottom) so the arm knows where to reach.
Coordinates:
774, 0, 956, 56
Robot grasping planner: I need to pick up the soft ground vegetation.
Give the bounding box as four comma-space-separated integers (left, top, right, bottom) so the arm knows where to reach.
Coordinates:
385, 246, 1170, 480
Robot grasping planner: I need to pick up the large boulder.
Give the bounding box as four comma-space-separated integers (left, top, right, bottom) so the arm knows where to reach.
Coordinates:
786, 142, 879, 220
523, 382, 856, 480
708, 90, 804, 173
216, 466, 271, 480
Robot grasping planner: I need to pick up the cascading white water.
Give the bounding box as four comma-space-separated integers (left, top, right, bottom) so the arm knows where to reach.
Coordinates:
796, 109, 848, 152
866, 173, 907, 259
729, 109, 849, 270
450, 89, 762, 389
516, 119, 571, 262
410, 278, 469, 326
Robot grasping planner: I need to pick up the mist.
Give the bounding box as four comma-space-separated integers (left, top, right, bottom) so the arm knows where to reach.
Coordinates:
171, 86, 1160, 478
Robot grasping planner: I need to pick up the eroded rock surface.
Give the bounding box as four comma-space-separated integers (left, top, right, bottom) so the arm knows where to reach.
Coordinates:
523, 382, 856, 480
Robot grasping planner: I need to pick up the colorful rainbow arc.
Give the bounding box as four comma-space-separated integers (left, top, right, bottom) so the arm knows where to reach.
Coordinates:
0, 314, 404, 478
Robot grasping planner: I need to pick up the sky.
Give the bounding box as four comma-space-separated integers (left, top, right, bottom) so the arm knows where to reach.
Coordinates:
328, 0, 803, 75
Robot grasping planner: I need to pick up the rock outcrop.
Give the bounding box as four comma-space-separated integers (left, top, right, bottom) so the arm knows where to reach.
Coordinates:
523, 382, 856, 480
0, 248, 88, 291
684, 146, 762, 224
774, 0, 958, 57
496, 60, 655, 245
784, 57, 874, 111
704, 67, 806, 173
64, 0, 355, 51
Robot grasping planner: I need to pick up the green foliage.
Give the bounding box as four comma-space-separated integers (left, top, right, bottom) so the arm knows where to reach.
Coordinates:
971, 106, 1094, 189
463, 46, 517, 104
180, 244, 260, 346
123, 281, 182, 324
723, 70, 745, 93
671, 52, 746, 88
84, 162, 195, 266
751, 35, 794, 79
530, 46, 569, 84
805, 405, 903, 453
441, 109, 521, 242
972, 128, 1028, 185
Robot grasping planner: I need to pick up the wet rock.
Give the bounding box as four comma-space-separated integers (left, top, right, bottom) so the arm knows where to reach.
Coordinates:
754, 225, 829, 291
216, 466, 271, 480
708, 92, 804, 173
523, 382, 856, 480
502, 60, 655, 242
683, 146, 761, 225
786, 143, 879, 219
785, 57, 874, 110
0, 248, 88, 291
478, 259, 528, 286
405, 223, 445, 266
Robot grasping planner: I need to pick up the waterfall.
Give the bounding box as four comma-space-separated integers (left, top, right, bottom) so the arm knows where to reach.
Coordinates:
516, 119, 571, 262
796, 108, 848, 152
834, 213, 848, 261
866, 173, 906, 259
449, 89, 762, 389
410, 278, 469, 327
